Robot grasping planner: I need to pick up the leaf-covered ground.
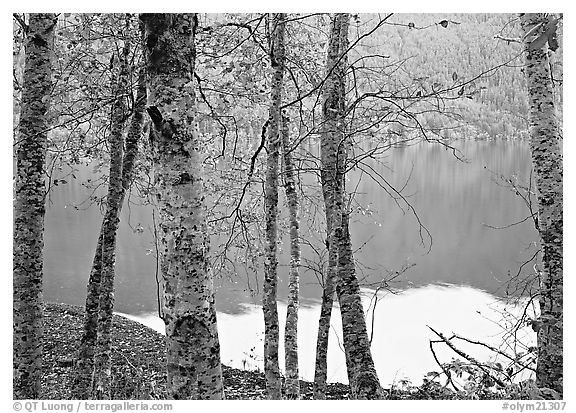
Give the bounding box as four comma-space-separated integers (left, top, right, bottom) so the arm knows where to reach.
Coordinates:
42, 303, 355, 400
41, 303, 541, 400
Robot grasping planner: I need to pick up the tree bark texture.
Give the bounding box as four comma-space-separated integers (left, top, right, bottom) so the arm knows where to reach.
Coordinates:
313, 13, 348, 400
263, 12, 286, 400
72, 62, 147, 399
92, 31, 131, 400
336, 212, 382, 399
281, 115, 301, 399
520, 13, 563, 395
13, 12, 56, 400
141, 13, 224, 400
316, 13, 382, 400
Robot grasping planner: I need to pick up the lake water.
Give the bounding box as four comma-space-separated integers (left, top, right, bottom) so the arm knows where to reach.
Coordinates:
42, 139, 539, 386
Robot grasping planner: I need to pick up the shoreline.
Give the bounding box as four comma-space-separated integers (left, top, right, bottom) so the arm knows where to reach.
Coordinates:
40, 302, 352, 400
36, 302, 530, 400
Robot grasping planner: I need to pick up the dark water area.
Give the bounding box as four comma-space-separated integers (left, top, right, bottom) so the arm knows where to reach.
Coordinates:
349, 139, 538, 294
42, 139, 538, 316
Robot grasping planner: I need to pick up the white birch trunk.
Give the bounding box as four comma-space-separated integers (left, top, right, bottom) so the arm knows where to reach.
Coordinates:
281, 115, 301, 399
315, 13, 383, 400
263, 12, 286, 400
520, 13, 563, 395
314, 13, 348, 399
141, 13, 224, 400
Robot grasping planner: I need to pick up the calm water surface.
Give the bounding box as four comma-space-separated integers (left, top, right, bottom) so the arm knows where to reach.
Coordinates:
43, 139, 538, 384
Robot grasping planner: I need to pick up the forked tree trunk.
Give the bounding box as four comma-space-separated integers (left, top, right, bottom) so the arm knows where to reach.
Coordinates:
315, 13, 382, 400
73, 40, 147, 401
281, 115, 301, 399
73, 19, 149, 399
13, 13, 57, 400
520, 13, 563, 395
313, 13, 348, 400
263, 12, 286, 400
141, 13, 224, 400
91, 30, 131, 400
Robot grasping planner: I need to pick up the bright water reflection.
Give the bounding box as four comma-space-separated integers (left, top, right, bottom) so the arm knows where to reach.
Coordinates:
123, 284, 536, 386
43, 139, 539, 383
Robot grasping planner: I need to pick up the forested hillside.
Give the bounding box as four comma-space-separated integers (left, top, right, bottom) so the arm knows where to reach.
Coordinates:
364, 13, 562, 139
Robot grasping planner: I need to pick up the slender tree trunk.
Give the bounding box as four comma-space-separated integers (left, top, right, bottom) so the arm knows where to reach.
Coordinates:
281, 115, 301, 399
316, 13, 382, 400
262, 13, 286, 400
121, 66, 148, 194
313, 13, 347, 399
520, 13, 563, 395
313, 248, 337, 399
13, 13, 56, 400
141, 13, 224, 400
73, 35, 147, 400
73, 238, 104, 399
91, 30, 131, 400
336, 212, 382, 399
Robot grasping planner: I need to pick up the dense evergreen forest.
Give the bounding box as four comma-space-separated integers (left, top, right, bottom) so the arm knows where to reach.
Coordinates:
13, 13, 563, 402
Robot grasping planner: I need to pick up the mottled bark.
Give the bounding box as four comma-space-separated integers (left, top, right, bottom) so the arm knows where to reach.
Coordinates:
520, 13, 563, 395
73, 238, 104, 399
313, 13, 348, 400
336, 212, 382, 399
73, 35, 147, 400
121, 66, 148, 193
13, 13, 56, 400
92, 32, 131, 400
281, 115, 300, 399
315, 13, 382, 400
263, 13, 286, 400
141, 13, 224, 400
313, 245, 337, 400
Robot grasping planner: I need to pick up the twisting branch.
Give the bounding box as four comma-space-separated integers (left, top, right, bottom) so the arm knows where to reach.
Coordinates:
450, 334, 537, 374
249, 119, 269, 179
208, 120, 269, 224
194, 72, 231, 159
428, 339, 460, 392
428, 326, 507, 388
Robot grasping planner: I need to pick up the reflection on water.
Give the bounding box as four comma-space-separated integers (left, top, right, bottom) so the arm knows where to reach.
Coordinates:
122, 284, 536, 386
43, 139, 538, 315
43, 139, 539, 382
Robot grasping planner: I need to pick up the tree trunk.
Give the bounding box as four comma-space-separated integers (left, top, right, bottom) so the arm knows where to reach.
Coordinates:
336, 212, 382, 399
73, 35, 147, 400
313, 247, 337, 399
316, 13, 383, 400
281, 115, 300, 399
263, 12, 286, 400
73, 238, 104, 399
92, 29, 131, 400
13, 12, 56, 400
141, 13, 224, 400
520, 13, 563, 395
313, 13, 348, 399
